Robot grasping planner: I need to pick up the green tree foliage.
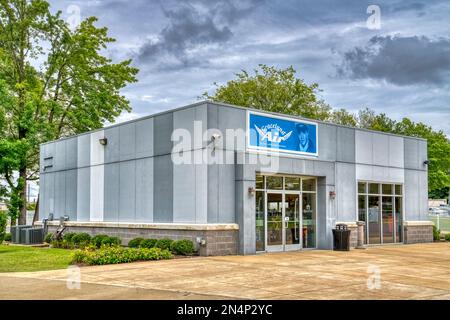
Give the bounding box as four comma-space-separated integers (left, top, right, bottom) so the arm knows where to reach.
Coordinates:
203, 64, 330, 120
204, 65, 450, 195
0, 0, 138, 224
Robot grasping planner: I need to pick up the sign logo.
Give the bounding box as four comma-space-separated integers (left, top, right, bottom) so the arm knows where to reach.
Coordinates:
248, 111, 318, 156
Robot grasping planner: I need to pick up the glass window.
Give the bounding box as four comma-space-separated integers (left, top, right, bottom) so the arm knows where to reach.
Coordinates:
255, 191, 265, 251
358, 195, 367, 244
358, 182, 366, 194
382, 184, 393, 195
368, 196, 381, 244
395, 184, 402, 195
255, 174, 264, 190
369, 183, 380, 194
382, 196, 394, 243
302, 193, 316, 248
285, 177, 300, 191
266, 176, 283, 190
395, 197, 403, 242
302, 178, 316, 192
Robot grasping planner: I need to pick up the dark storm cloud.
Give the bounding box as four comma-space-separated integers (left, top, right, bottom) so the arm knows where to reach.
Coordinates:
136, 0, 261, 68
338, 35, 450, 86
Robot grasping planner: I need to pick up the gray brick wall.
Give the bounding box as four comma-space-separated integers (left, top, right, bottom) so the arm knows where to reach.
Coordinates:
47, 225, 238, 256
404, 225, 433, 244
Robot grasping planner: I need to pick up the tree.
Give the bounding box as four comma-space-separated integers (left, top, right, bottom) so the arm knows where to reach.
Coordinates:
394, 118, 450, 192
0, 0, 138, 224
203, 64, 330, 120
330, 108, 357, 126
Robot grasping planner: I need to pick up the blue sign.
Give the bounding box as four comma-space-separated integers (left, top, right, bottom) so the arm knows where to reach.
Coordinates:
247, 112, 318, 156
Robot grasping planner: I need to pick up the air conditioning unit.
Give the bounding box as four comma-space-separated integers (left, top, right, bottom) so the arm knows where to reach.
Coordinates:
20, 228, 44, 245
11, 225, 32, 243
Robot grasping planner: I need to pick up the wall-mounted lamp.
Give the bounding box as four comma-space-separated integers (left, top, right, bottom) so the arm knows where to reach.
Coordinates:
329, 191, 336, 199
248, 187, 256, 196
423, 160, 429, 166
99, 138, 108, 146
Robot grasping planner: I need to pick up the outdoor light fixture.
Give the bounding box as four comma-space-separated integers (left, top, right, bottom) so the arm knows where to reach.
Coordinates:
99, 138, 108, 145
248, 187, 256, 196
329, 191, 336, 199
423, 160, 429, 165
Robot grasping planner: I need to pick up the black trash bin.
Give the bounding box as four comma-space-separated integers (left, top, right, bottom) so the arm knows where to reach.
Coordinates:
332, 224, 351, 251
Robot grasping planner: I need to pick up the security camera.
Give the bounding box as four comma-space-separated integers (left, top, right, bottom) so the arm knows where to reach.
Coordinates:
423, 160, 429, 165
211, 133, 221, 141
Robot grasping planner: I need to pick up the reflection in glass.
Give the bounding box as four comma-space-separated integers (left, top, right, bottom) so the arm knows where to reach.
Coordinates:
358, 195, 367, 244
255, 191, 265, 251
255, 175, 264, 190
368, 196, 381, 244
382, 184, 393, 195
302, 178, 316, 192
285, 194, 300, 245
369, 183, 380, 194
358, 182, 366, 194
302, 193, 316, 248
395, 197, 403, 242
267, 193, 283, 246
266, 176, 283, 190
395, 184, 402, 195
382, 196, 394, 243
285, 177, 300, 191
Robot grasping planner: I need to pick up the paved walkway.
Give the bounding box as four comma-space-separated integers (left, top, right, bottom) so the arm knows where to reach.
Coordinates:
1, 243, 450, 299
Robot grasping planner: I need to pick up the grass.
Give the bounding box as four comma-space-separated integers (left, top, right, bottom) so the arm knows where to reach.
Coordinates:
428, 216, 450, 232
0, 244, 73, 273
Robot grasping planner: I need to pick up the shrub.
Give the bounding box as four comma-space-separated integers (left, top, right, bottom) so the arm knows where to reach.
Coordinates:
140, 238, 157, 248
0, 212, 7, 243
170, 239, 195, 255
128, 237, 144, 248
51, 239, 74, 249
72, 233, 91, 245
155, 238, 173, 250
445, 233, 450, 241
101, 236, 121, 247
70, 247, 172, 265
91, 234, 109, 248
44, 233, 54, 243
433, 225, 441, 241
4, 233, 12, 242
63, 232, 77, 242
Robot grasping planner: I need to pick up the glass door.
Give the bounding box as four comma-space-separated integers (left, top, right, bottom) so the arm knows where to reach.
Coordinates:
266, 193, 284, 252
284, 193, 301, 251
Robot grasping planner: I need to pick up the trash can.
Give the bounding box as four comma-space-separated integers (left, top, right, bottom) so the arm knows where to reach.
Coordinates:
332, 224, 351, 251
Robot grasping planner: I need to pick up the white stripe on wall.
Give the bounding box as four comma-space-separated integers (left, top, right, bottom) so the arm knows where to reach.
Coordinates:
90, 130, 105, 221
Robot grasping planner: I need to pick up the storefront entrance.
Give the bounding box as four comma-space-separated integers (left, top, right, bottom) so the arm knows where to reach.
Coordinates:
256, 175, 317, 252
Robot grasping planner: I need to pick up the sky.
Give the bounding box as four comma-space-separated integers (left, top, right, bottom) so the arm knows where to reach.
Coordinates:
46, 0, 450, 136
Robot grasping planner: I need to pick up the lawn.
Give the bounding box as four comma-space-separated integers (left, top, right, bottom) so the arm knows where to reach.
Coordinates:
0, 245, 73, 273
428, 215, 450, 232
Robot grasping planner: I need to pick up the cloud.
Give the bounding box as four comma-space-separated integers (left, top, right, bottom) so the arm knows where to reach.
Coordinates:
337, 35, 450, 85
136, 0, 261, 69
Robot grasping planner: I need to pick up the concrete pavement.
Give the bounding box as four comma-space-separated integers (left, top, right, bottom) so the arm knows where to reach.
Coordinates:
1, 243, 450, 300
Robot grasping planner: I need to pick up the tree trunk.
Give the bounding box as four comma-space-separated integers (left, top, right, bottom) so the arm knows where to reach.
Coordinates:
33, 193, 40, 225
18, 167, 27, 225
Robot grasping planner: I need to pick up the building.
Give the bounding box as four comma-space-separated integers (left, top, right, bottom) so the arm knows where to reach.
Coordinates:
38, 101, 433, 255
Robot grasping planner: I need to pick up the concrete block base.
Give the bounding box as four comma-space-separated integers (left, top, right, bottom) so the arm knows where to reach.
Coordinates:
44, 222, 239, 256
404, 221, 434, 244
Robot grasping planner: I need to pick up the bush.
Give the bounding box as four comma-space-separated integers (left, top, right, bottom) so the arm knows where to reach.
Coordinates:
433, 225, 441, 241
44, 233, 54, 243
0, 212, 7, 243
91, 234, 109, 248
445, 233, 450, 241
72, 233, 91, 245
71, 246, 173, 265
155, 238, 173, 250
51, 239, 74, 249
101, 236, 121, 247
128, 237, 144, 248
4, 233, 12, 242
63, 232, 77, 242
170, 239, 195, 255
140, 238, 157, 248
